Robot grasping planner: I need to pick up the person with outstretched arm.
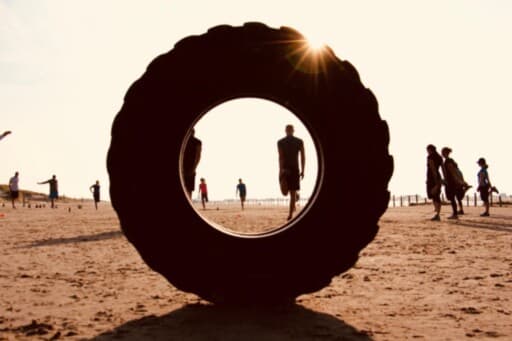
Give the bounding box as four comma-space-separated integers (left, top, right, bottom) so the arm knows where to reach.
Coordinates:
278, 124, 305, 221
38, 175, 58, 208
0, 131, 12, 141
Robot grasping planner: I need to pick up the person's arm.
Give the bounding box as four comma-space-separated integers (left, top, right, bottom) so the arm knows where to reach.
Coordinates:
38, 180, 49, 185
278, 145, 284, 172
236, 185, 239, 196
428, 159, 442, 184
485, 171, 492, 188
299, 143, 305, 179
89, 185, 94, 193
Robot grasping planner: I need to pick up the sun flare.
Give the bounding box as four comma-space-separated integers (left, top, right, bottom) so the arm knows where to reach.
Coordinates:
305, 34, 326, 51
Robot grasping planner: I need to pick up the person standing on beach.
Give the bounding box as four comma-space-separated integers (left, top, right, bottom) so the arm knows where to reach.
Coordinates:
278, 124, 305, 221
198, 178, 208, 210
236, 178, 247, 210
441, 147, 471, 219
89, 180, 101, 210
426, 144, 443, 221
0, 131, 12, 141
9, 171, 19, 209
477, 157, 493, 217
182, 129, 202, 199
38, 175, 58, 208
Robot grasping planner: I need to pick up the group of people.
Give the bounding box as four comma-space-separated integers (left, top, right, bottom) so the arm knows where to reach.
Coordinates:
183, 124, 305, 220
426, 144, 496, 220
3, 130, 101, 210
7, 172, 102, 210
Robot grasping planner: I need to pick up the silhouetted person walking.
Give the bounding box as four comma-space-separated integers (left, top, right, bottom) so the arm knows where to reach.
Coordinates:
90, 180, 101, 210
38, 175, 58, 208
9, 171, 19, 209
426, 144, 443, 221
0, 131, 11, 141
199, 178, 208, 210
236, 178, 247, 210
182, 129, 202, 199
441, 147, 471, 219
477, 158, 493, 217
278, 124, 305, 221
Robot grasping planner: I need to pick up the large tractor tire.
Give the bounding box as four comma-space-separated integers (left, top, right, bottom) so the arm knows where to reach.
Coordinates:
107, 22, 393, 304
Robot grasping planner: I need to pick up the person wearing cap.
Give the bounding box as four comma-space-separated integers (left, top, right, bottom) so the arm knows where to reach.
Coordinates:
426, 144, 443, 221
441, 147, 471, 219
477, 158, 492, 216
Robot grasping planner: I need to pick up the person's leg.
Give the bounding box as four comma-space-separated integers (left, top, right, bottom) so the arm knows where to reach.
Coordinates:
456, 190, 464, 214
51, 198, 55, 208
449, 199, 458, 219
11, 197, 15, 209
482, 201, 490, 216
446, 189, 457, 219
201, 194, 206, 210
431, 193, 441, 221
288, 190, 297, 220
480, 190, 490, 216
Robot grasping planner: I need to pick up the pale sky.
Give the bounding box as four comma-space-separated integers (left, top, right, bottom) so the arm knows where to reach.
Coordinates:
1, 1, 512, 200
194, 99, 318, 201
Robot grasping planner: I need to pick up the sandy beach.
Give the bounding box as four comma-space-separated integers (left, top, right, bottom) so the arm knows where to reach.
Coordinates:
0, 202, 511, 340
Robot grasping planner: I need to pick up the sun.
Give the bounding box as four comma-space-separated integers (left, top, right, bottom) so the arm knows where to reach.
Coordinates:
305, 33, 326, 51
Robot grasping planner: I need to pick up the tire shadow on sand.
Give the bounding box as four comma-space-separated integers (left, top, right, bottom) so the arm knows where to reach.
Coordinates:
451, 220, 512, 233
88, 303, 373, 341
23, 230, 123, 248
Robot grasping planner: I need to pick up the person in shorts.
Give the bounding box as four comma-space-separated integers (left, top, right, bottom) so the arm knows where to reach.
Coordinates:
38, 175, 58, 208
441, 147, 471, 219
278, 124, 305, 221
89, 180, 101, 210
182, 129, 202, 199
199, 178, 208, 210
426, 144, 443, 221
477, 157, 492, 217
236, 178, 247, 210
9, 171, 19, 209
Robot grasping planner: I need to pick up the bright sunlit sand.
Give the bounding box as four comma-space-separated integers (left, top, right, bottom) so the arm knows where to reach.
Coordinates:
0, 202, 510, 339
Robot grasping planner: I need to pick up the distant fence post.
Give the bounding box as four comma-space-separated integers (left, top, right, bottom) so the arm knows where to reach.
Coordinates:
424, 198, 427, 204
490, 193, 494, 207
392, 195, 396, 207
407, 195, 411, 206
474, 193, 477, 207
441, 193, 445, 202
466, 195, 469, 207
499, 195, 502, 207
415, 194, 419, 204
400, 196, 403, 207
